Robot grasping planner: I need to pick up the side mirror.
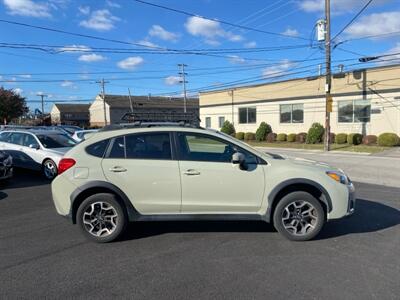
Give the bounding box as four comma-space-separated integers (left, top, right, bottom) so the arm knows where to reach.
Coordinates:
232, 152, 245, 165
29, 144, 40, 150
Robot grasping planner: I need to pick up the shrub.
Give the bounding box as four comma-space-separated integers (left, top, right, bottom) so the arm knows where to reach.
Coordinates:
362, 135, 377, 145
266, 132, 277, 142
335, 133, 348, 144
276, 133, 287, 142
255, 122, 272, 141
244, 132, 255, 141
306, 122, 324, 144
295, 132, 307, 143
347, 133, 363, 145
378, 133, 400, 147
322, 132, 335, 144
220, 120, 235, 135
287, 133, 296, 142
235, 132, 245, 140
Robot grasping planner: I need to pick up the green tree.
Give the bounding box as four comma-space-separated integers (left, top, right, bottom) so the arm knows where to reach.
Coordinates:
0, 87, 28, 124
220, 120, 235, 135
255, 122, 272, 141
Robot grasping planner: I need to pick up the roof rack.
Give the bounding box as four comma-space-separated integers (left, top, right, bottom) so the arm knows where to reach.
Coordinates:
100, 121, 201, 132
120, 111, 200, 124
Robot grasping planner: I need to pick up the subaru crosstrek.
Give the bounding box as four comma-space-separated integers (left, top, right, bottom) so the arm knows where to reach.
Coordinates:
51, 125, 355, 242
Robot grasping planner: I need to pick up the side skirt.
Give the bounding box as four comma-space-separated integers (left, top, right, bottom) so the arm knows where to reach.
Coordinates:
131, 213, 268, 222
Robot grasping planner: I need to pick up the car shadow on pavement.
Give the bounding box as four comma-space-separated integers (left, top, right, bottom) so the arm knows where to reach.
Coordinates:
0, 168, 49, 190
317, 198, 400, 239
121, 220, 275, 241
0, 191, 7, 200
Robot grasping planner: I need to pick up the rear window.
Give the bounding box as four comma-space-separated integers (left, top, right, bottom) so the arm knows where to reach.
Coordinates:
85, 139, 109, 158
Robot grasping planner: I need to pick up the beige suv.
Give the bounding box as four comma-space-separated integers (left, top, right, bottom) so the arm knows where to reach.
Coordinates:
51, 124, 355, 242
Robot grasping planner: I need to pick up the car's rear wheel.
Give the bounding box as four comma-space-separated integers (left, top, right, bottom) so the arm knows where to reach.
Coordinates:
273, 191, 325, 241
43, 159, 57, 180
76, 193, 127, 243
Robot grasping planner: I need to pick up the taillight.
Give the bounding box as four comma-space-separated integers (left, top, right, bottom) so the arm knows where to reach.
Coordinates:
58, 158, 76, 175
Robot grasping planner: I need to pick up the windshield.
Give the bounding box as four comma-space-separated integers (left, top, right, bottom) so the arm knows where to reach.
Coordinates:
37, 134, 76, 149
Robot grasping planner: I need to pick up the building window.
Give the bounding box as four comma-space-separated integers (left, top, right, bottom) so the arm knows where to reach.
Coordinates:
205, 117, 211, 128
280, 104, 304, 123
238, 107, 256, 124
218, 116, 225, 128
338, 100, 370, 123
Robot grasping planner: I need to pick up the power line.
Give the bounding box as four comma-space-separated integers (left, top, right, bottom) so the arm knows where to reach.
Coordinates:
132, 0, 309, 41
332, 0, 373, 41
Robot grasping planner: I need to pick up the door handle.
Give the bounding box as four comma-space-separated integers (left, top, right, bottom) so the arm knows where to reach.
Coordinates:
183, 169, 200, 176
109, 166, 127, 173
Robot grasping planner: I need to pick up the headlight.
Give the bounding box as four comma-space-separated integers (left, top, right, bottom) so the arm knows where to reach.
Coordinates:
326, 171, 348, 184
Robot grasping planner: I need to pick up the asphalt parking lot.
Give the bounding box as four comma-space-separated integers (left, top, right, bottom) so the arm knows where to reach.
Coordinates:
0, 169, 399, 299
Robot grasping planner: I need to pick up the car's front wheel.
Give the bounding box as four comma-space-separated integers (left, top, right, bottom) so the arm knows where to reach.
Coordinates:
273, 191, 325, 241
76, 193, 127, 243
43, 159, 58, 180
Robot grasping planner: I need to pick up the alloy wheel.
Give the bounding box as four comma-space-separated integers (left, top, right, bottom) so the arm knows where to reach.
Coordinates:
281, 200, 318, 236
44, 160, 57, 179
82, 201, 118, 237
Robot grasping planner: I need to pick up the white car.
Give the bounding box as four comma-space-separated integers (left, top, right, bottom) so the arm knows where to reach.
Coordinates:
0, 130, 76, 179
72, 129, 98, 142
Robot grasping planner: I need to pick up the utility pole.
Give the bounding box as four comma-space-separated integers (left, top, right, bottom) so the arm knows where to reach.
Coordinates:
178, 63, 188, 113
128, 88, 134, 113
37, 93, 47, 115
324, 0, 332, 151
96, 79, 109, 126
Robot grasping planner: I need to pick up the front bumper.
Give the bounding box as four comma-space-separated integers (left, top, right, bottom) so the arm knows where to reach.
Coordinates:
345, 183, 356, 216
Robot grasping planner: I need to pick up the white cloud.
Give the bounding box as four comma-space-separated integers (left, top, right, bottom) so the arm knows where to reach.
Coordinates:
164, 76, 181, 86
345, 11, 400, 38
60, 80, 73, 87
79, 9, 120, 31
13, 88, 23, 95
262, 59, 295, 77
19, 74, 31, 78
149, 25, 179, 42
228, 55, 246, 64
378, 43, 400, 65
117, 56, 144, 70
106, 0, 121, 8
78, 53, 106, 62
299, 0, 390, 14
282, 27, 299, 37
185, 16, 243, 45
3, 0, 51, 18
78, 5, 90, 15
244, 41, 257, 48
137, 39, 160, 48
60, 44, 92, 53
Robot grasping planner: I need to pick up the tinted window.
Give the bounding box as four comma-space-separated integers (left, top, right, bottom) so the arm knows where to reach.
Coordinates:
37, 134, 76, 148
125, 133, 171, 159
280, 104, 303, 123
238, 107, 256, 124
22, 134, 37, 147
108, 137, 125, 158
280, 104, 291, 123
338, 101, 353, 123
205, 117, 211, 128
218, 116, 225, 128
9, 133, 24, 145
0, 132, 11, 142
86, 139, 109, 158
178, 133, 257, 163
292, 104, 304, 123
354, 100, 371, 123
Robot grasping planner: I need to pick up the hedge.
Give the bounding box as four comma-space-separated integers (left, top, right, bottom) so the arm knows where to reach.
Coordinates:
220, 120, 235, 135
255, 122, 272, 142
235, 132, 245, 140
362, 135, 377, 145
347, 133, 363, 145
378, 133, 400, 146
322, 132, 335, 144
266, 132, 277, 142
287, 133, 296, 142
244, 132, 255, 141
296, 132, 307, 143
276, 133, 287, 142
306, 122, 324, 144
335, 133, 347, 144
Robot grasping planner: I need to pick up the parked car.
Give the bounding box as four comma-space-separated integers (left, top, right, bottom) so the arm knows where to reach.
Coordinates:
0, 150, 13, 180
0, 130, 76, 179
51, 123, 355, 243
56, 125, 82, 135
72, 129, 99, 142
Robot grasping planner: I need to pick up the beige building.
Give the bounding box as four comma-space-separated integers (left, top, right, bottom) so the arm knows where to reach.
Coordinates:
200, 64, 400, 136
50, 103, 90, 127
89, 94, 199, 127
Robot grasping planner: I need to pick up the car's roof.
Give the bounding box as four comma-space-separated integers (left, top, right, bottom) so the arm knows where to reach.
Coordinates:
1, 129, 68, 135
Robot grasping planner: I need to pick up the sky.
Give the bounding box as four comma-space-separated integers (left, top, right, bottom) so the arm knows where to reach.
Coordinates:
0, 0, 399, 112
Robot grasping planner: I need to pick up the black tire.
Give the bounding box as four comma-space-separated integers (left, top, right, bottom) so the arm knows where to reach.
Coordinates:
76, 193, 127, 243
42, 159, 58, 180
273, 191, 325, 241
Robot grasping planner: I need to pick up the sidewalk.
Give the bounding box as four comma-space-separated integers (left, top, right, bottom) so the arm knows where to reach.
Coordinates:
255, 146, 400, 189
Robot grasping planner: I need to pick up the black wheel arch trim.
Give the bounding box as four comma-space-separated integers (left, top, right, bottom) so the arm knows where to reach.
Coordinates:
69, 181, 140, 224
264, 178, 333, 223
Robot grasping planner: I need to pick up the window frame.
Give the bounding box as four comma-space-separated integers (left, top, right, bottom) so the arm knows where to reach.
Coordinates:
238, 107, 257, 124
279, 103, 304, 124
218, 116, 225, 128
338, 99, 371, 123
174, 131, 261, 164
105, 131, 175, 161
205, 117, 211, 128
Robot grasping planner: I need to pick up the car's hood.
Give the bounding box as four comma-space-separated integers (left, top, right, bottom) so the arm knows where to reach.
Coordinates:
44, 147, 71, 156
